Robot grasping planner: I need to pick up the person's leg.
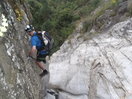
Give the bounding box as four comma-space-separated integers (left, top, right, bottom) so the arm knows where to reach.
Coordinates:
36, 54, 49, 77
36, 61, 45, 70
36, 53, 47, 70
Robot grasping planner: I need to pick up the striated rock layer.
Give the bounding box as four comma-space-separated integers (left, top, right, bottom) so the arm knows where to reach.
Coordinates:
49, 18, 132, 99
0, 0, 41, 99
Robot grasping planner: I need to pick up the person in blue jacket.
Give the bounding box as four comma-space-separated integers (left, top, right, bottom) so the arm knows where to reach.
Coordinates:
25, 25, 48, 77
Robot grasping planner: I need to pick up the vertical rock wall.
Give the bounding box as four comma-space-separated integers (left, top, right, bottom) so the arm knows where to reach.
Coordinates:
0, 0, 41, 99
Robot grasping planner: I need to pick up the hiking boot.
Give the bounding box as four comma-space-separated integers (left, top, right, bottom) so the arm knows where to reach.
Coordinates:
39, 69, 49, 77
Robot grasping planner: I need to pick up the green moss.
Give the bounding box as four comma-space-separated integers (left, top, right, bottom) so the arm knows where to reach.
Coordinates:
15, 8, 23, 21
7, 0, 23, 21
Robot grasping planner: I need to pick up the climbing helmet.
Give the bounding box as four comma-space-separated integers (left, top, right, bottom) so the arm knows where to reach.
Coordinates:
25, 25, 34, 32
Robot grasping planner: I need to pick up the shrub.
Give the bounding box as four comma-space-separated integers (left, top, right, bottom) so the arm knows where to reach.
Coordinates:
127, 0, 132, 16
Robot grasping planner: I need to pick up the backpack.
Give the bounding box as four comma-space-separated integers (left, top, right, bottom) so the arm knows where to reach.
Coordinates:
36, 31, 54, 51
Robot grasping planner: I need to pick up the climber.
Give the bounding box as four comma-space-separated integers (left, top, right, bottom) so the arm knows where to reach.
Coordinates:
25, 25, 49, 77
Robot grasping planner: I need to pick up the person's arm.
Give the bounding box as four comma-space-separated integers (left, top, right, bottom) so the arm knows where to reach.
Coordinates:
29, 46, 37, 59
29, 36, 38, 59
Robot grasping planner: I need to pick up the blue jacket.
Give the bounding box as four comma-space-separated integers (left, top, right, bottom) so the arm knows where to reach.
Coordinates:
31, 32, 48, 55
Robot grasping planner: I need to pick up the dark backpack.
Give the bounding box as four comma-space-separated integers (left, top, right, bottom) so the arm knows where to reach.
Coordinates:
36, 31, 54, 51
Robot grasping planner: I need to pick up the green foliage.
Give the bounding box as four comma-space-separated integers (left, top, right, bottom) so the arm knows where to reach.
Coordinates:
77, 0, 100, 17
82, 0, 123, 32
82, 19, 93, 32
27, 0, 102, 51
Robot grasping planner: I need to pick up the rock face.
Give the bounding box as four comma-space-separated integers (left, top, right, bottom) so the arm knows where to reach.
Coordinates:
0, 0, 41, 99
48, 18, 132, 99
1, 0, 132, 99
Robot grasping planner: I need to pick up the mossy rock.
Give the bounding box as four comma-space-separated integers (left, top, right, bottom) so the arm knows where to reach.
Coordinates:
7, 0, 23, 21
